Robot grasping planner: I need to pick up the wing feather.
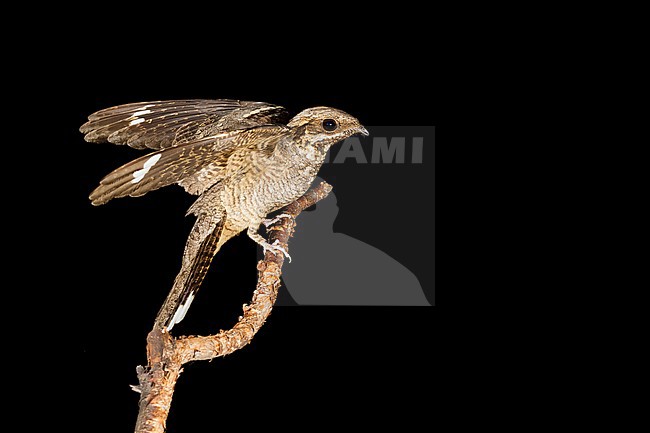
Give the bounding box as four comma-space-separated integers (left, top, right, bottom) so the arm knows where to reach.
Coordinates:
80, 99, 289, 150
89, 126, 286, 205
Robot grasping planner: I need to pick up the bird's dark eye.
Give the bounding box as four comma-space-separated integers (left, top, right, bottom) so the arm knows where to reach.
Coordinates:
322, 119, 338, 132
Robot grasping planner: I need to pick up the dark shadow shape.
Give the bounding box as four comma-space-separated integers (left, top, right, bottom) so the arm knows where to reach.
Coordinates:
275, 181, 429, 305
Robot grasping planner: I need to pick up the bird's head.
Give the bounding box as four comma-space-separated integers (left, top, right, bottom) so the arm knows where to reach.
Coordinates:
287, 106, 368, 150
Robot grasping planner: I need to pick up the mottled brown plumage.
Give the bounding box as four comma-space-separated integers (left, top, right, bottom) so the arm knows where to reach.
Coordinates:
81, 99, 367, 330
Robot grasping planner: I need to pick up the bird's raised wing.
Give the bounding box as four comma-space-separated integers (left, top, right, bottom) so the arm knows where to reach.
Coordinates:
80, 99, 289, 150
89, 126, 286, 205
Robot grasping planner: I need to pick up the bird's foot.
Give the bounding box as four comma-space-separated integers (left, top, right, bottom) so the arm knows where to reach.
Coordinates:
261, 239, 292, 263
262, 213, 292, 228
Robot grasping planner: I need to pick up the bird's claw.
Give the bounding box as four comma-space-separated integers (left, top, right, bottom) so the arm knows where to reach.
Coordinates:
262, 213, 293, 228
262, 239, 292, 263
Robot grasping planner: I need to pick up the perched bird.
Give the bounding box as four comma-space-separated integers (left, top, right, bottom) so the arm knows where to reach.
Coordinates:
81, 99, 368, 331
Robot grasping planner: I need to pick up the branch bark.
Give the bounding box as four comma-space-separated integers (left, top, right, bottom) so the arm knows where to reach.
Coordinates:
133, 181, 333, 433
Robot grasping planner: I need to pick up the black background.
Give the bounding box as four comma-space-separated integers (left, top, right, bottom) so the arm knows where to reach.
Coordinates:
27, 42, 439, 431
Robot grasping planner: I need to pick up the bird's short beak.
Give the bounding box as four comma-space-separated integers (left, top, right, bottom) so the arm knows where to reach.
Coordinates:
358, 125, 369, 136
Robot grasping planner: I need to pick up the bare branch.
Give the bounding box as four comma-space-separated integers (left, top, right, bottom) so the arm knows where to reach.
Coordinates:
134, 181, 333, 433
134, 328, 179, 433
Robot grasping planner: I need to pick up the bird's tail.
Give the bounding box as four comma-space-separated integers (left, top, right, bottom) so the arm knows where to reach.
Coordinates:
156, 213, 234, 331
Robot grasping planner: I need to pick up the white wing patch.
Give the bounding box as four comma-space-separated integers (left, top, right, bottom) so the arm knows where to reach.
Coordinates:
131, 154, 162, 184
129, 118, 146, 126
